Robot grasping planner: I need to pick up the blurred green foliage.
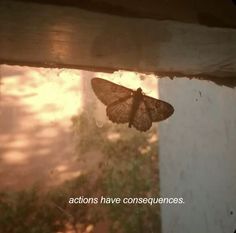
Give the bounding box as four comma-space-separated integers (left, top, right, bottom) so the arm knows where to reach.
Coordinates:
72, 112, 161, 233
0, 176, 101, 233
0, 112, 160, 233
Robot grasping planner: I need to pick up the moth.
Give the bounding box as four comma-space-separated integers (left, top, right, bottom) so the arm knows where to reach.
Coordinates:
91, 78, 174, 132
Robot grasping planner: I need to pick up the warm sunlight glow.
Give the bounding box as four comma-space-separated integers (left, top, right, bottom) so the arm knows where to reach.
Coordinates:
107, 132, 121, 141
0, 65, 159, 190
97, 70, 159, 98
1, 67, 83, 126
3, 151, 29, 164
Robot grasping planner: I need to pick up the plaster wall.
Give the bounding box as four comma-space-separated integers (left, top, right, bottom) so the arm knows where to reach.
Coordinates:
159, 78, 236, 233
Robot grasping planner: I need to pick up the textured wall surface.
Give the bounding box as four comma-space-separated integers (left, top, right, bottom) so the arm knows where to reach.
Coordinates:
159, 78, 236, 233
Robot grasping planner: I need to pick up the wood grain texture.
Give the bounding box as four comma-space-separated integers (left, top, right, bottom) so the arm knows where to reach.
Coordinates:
0, 0, 236, 79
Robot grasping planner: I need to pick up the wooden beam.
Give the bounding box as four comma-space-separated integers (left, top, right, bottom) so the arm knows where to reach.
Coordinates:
0, 0, 236, 79
14, 0, 236, 29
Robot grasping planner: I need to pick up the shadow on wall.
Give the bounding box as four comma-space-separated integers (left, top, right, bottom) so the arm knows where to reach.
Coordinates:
157, 75, 236, 89
0, 65, 85, 190
196, 77, 236, 88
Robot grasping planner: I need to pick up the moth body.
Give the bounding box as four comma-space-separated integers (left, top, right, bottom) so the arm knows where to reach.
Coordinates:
129, 88, 143, 128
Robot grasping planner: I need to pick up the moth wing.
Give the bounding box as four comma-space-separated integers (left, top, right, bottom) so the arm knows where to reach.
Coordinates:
91, 78, 133, 106
106, 97, 133, 124
132, 101, 152, 132
143, 95, 174, 122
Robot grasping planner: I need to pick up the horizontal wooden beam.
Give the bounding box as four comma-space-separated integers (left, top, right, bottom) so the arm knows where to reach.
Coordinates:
14, 0, 236, 29
0, 0, 236, 79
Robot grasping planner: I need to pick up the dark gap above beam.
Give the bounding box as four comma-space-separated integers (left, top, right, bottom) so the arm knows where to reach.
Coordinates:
13, 0, 236, 29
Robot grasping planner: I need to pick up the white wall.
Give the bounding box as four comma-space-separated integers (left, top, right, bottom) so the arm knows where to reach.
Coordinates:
159, 78, 236, 233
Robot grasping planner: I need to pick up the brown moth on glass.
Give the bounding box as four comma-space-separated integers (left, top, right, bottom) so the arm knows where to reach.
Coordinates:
91, 78, 174, 132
